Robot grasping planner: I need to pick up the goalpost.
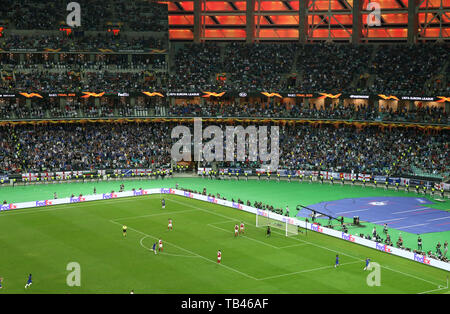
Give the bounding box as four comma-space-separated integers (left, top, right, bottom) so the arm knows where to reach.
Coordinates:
256, 210, 298, 237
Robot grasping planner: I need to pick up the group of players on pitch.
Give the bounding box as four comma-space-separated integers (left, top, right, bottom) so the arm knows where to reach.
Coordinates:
118, 197, 372, 273
121, 198, 168, 255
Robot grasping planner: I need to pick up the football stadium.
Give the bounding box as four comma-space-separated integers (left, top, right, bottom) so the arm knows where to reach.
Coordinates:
0, 0, 449, 297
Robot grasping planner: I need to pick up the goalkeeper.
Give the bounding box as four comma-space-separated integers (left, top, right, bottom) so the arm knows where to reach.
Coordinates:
266, 226, 271, 237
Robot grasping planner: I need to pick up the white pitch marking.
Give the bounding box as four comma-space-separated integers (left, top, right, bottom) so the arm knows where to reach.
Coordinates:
417, 286, 449, 294
139, 235, 198, 258
258, 261, 361, 281
335, 209, 370, 214
392, 208, 431, 214
111, 208, 198, 222
396, 223, 429, 230
371, 217, 407, 224
109, 219, 258, 280
426, 216, 450, 222
278, 243, 311, 249
207, 223, 280, 249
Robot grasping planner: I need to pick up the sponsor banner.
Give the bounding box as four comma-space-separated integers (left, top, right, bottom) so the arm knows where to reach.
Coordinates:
0, 203, 17, 211
159, 188, 175, 194
401, 96, 434, 101
349, 94, 370, 99
132, 189, 149, 196
166, 92, 201, 97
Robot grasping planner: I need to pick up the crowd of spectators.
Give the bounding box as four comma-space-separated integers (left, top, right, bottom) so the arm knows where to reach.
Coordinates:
169, 42, 448, 95
0, 33, 167, 51
0, 99, 164, 119
168, 43, 224, 92
0, 41, 447, 95
0, 123, 172, 173
295, 43, 373, 94
168, 101, 448, 124
367, 44, 449, 96
222, 42, 296, 91
0, 97, 447, 124
1, 0, 168, 32
0, 122, 447, 179
274, 124, 449, 177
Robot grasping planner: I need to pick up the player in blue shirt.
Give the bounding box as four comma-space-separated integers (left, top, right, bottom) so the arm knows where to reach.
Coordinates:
334, 255, 339, 268
152, 242, 157, 255
161, 198, 165, 209
25, 274, 32, 288
364, 258, 371, 270
0, 277, 3, 289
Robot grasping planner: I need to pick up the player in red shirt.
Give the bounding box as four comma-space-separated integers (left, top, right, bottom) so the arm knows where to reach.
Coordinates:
239, 222, 245, 235
158, 238, 163, 252
234, 224, 239, 237
217, 250, 222, 264
168, 218, 173, 231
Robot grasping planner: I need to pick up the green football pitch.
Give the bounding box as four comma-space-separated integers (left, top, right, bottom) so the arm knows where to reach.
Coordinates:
0, 179, 448, 294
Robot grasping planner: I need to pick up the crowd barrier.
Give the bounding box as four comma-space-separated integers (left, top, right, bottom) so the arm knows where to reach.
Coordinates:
1, 187, 449, 272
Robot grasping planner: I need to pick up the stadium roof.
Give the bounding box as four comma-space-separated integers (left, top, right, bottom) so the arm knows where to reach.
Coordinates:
162, 0, 450, 42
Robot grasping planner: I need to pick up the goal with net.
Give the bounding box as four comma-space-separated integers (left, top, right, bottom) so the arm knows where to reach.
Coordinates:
256, 210, 298, 236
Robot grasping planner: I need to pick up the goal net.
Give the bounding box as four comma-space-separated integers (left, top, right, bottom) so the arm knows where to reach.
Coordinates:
256, 210, 298, 237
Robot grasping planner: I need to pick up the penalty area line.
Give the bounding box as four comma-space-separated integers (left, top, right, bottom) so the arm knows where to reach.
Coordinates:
258, 260, 361, 281
207, 223, 280, 249
417, 285, 449, 294
111, 208, 198, 222
139, 235, 199, 258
